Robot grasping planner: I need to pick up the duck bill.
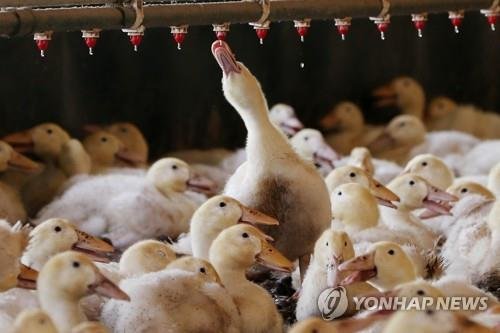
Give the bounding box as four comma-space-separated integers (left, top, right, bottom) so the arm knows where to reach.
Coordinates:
426, 184, 459, 202
369, 178, 400, 206
211, 41, 241, 76
422, 184, 458, 217
313, 143, 339, 169
239, 205, 279, 226
3, 131, 34, 153
368, 131, 395, 152
187, 174, 217, 195
8, 151, 40, 173
90, 272, 130, 301
256, 241, 294, 273
319, 112, 340, 132
280, 117, 304, 136
372, 84, 397, 108
338, 251, 377, 286
72, 229, 114, 263
17, 264, 38, 289
115, 148, 145, 166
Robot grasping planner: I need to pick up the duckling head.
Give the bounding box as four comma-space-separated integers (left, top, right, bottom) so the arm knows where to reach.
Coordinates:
339, 241, 417, 290
3, 123, 70, 161
403, 154, 454, 190
12, 309, 58, 333
325, 165, 399, 208
23, 218, 114, 270
269, 103, 304, 137
372, 77, 425, 118
71, 321, 110, 333
388, 173, 457, 214
106, 122, 148, 164
119, 240, 176, 278
331, 183, 380, 230
146, 157, 216, 195
488, 162, 500, 197
38, 251, 129, 302
427, 96, 457, 120
319, 101, 364, 134
83, 131, 143, 169
167, 256, 222, 284
349, 147, 374, 176
290, 128, 339, 172
209, 224, 294, 273
314, 229, 354, 287
368, 115, 426, 153
447, 181, 495, 201
0, 141, 40, 173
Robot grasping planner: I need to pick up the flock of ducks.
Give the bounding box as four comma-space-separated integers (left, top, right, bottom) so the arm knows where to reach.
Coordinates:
0, 40, 499, 332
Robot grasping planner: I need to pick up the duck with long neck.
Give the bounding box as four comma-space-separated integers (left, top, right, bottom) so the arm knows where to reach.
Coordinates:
213, 41, 331, 274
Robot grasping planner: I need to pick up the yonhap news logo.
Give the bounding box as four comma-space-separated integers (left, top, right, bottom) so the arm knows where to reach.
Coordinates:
317, 286, 349, 320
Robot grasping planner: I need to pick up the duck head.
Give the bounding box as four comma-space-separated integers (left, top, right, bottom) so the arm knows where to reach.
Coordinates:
269, 103, 304, 137
0, 141, 40, 173
403, 154, 454, 191
325, 165, 399, 208
372, 77, 425, 118
349, 147, 375, 176
427, 96, 457, 120
447, 181, 495, 201
290, 128, 339, 173
119, 240, 176, 277
319, 101, 364, 134
368, 115, 426, 153
3, 123, 71, 161
167, 256, 222, 284
209, 224, 293, 273
387, 173, 457, 215
146, 158, 216, 196
83, 131, 143, 169
339, 241, 417, 290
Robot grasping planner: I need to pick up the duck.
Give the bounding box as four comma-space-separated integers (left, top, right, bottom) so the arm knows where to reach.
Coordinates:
37, 158, 214, 249
296, 229, 377, 320
188, 195, 278, 260
372, 77, 426, 119
84, 122, 148, 166
21, 218, 114, 271
82, 131, 144, 174
209, 224, 294, 333
290, 128, 340, 176
9, 309, 58, 333
101, 256, 240, 333
212, 41, 331, 274
269, 103, 304, 137
38, 251, 129, 333
339, 241, 418, 291
402, 154, 455, 190
319, 101, 382, 154
3, 123, 90, 215
0, 141, 40, 223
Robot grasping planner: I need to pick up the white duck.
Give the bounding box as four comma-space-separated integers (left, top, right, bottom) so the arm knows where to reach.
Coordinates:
372, 77, 426, 119
212, 41, 331, 272
296, 229, 377, 320
38, 251, 129, 333
209, 224, 294, 333
37, 158, 214, 249
102, 256, 240, 333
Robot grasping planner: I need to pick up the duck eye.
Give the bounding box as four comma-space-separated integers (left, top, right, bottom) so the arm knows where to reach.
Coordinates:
46, 129, 53, 135
349, 172, 356, 178
409, 180, 415, 186
72, 261, 80, 268
399, 122, 405, 127
304, 136, 309, 141
344, 241, 348, 246
325, 242, 329, 246
337, 191, 342, 196
120, 127, 127, 133
100, 137, 108, 143
417, 290, 425, 296
388, 249, 395, 255
422, 162, 428, 166
54, 226, 62, 232
219, 202, 226, 208
461, 188, 468, 193
242, 233, 249, 238
314, 163, 321, 168
171, 165, 178, 170
199, 267, 206, 274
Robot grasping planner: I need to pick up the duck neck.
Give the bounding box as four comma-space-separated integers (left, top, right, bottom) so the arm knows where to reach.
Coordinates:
212, 262, 248, 290
40, 290, 85, 333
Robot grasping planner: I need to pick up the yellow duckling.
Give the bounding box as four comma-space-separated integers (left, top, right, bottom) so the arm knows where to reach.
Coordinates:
38, 252, 129, 333
403, 154, 454, 190
368, 115, 426, 165
296, 230, 376, 320
210, 224, 294, 333
118, 239, 176, 278
83, 131, 143, 174
0, 141, 40, 223
85, 122, 148, 166
339, 241, 417, 291
190, 195, 278, 260
3, 123, 89, 215
448, 180, 495, 201
71, 321, 109, 333
10, 309, 58, 333
372, 77, 426, 119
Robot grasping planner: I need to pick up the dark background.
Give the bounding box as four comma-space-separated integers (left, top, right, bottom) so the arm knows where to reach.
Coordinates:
0, 11, 499, 157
